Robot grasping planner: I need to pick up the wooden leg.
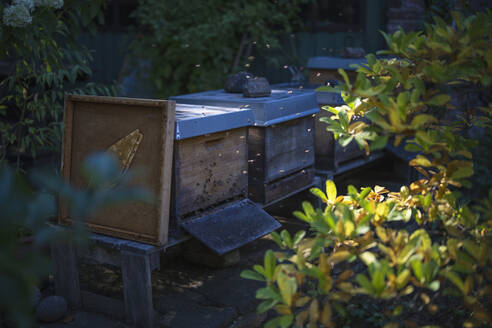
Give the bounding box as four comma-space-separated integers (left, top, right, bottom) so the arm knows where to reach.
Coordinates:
50, 241, 81, 308
121, 251, 154, 327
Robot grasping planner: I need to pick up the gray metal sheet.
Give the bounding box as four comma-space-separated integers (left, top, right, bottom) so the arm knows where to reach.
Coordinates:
175, 104, 254, 140
272, 83, 345, 106
180, 199, 281, 255
171, 89, 319, 126
307, 56, 367, 71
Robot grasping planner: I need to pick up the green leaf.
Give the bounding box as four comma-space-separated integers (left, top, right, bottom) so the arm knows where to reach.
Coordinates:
355, 274, 373, 293
428, 280, 440, 291
360, 252, 377, 266
451, 167, 474, 179
411, 114, 437, 128
427, 94, 451, 106
409, 155, 432, 167
293, 211, 311, 223
264, 250, 276, 280
241, 270, 265, 281
292, 230, 306, 247
277, 272, 297, 306
310, 187, 328, 203
270, 231, 283, 248
440, 270, 465, 293
325, 180, 337, 202
257, 299, 278, 314
337, 68, 351, 87
370, 135, 389, 151
264, 315, 293, 328
280, 230, 293, 249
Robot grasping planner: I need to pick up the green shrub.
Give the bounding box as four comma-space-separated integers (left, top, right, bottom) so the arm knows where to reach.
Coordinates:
0, 153, 150, 328
0, 0, 115, 167
242, 11, 492, 328
129, 0, 309, 99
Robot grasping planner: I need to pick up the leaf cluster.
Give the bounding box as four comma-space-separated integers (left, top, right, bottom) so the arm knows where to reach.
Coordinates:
128, 0, 309, 99
0, 0, 116, 167
242, 11, 492, 328
0, 153, 151, 328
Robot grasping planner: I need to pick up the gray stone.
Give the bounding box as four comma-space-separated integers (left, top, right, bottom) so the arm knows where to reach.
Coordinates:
224, 71, 253, 93
31, 287, 42, 308
36, 296, 68, 323
243, 77, 271, 98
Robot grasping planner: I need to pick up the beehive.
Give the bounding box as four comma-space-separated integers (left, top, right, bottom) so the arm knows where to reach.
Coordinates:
274, 82, 366, 170
171, 89, 319, 205
171, 103, 253, 222
59, 95, 175, 245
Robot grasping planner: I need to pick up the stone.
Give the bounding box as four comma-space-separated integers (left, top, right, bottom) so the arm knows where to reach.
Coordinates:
224, 71, 253, 93
242, 77, 271, 98
31, 287, 42, 308
36, 295, 68, 323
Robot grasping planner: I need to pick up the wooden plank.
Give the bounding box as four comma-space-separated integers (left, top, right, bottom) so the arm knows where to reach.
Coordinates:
121, 251, 154, 327
174, 129, 248, 217
158, 100, 175, 245
59, 95, 175, 246
51, 241, 81, 308
264, 117, 315, 182
174, 128, 248, 218
247, 126, 266, 182
314, 108, 335, 170
263, 167, 315, 205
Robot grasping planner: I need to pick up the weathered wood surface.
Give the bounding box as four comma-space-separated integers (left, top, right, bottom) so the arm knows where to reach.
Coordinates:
60, 95, 175, 246
121, 251, 155, 327
263, 167, 315, 204
248, 117, 314, 183
173, 128, 248, 218
248, 117, 315, 204
314, 109, 335, 169
250, 166, 315, 204
264, 117, 315, 182
51, 241, 81, 308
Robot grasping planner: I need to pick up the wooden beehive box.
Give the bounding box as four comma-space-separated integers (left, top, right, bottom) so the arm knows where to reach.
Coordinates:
59, 95, 175, 246
171, 104, 253, 223
171, 89, 319, 205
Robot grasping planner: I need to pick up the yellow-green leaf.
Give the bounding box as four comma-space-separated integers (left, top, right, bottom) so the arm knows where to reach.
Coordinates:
326, 180, 337, 202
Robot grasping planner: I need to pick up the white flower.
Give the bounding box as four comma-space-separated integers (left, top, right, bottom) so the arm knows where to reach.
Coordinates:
2, 4, 32, 27
13, 0, 35, 11
34, 0, 64, 9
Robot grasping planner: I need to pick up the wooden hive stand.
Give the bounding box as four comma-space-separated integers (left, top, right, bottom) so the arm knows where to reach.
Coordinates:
50, 232, 186, 327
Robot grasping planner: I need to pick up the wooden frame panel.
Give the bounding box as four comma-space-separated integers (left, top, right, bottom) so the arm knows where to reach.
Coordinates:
60, 95, 175, 245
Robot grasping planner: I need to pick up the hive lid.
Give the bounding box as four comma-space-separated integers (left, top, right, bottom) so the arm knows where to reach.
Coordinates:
172, 89, 319, 126
175, 103, 254, 140
180, 199, 281, 255
307, 56, 367, 71
272, 83, 345, 106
